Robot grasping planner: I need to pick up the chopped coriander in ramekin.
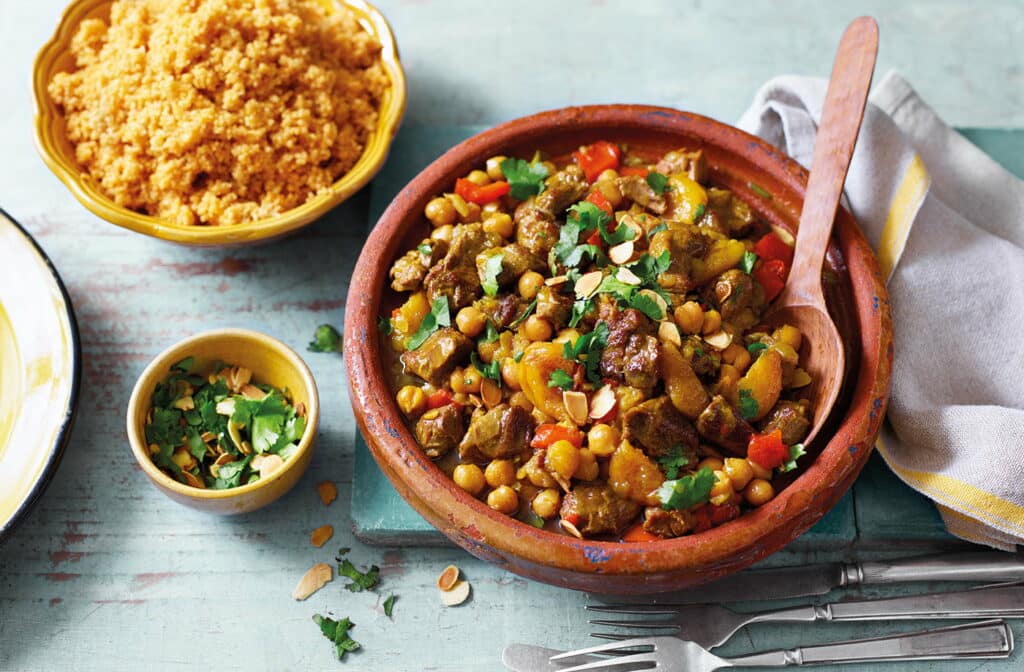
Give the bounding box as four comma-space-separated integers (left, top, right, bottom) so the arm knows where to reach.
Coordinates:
145, 356, 307, 489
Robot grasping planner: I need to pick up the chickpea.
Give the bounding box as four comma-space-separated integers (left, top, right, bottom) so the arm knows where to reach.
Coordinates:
597, 168, 619, 182
702, 309, 722, 335
485, 459, 516, 488
395, 385, 427, 418
487, 485, 519, 514
674, 301, 705, 335
587, 423, 620, 457
481, 200, 504, 216
575, 448, 600, 481
547, 439, 580, 480
709, 470, 734, 504
455, 306, 487, 337
744, 478, 775, 506
509, 390, 534, 412
594, 177, 624, 209
453, 464, 485, 496
476, 338, 500, 364
483, 213, 515, 239
532, 488, 561, 519
523, 315, 553, 342
460, 201, 482, 224
518, 271, 544, 300
522, 454, 556, 487
554, 328, 581, 345
500, 357, 521, 390
723, 457, 754, 491
430, 223, 454, 243
466, 169, 491, 186
450, 367, 482, 395
424, 196, 457, 227
748, 459, 772, 480
485, 155, 508, 182
697, 457, 725, 472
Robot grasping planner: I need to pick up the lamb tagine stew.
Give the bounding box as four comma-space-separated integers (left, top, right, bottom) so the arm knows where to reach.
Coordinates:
382, 141, 813, 541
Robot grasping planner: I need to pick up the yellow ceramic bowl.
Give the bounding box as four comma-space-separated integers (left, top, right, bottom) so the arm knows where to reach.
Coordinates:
32, 0, 406, 246
127, 329, 320, 514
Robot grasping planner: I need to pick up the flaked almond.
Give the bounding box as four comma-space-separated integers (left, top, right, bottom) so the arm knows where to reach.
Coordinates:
658, 320, 682, 348
295, 401, 307, 418
574, 271, 603, 299
480, 378, 502, 408
615, 267, 641, 286
440, 579, 471, 607
227, 420, 244, 452
180, 471, 205, 489
209, 453, 236, 478
172, 396, 195, 411
216, 398, 236, 416
310, 525, 334, 548
147, 443, 160, 456
226, 367, 252, 393
704, 330, 733, 350
562, 390, 589, 426
608, 240, 634, 265
638, 289, 668, 316
171, 447, 196, 472
292, 562, 332, 600
436, 564, 460, 591
560, 519, 583, 539
588, 384, 618, 420
241, 384, 267, 400
252, 453, 284, 477
317, 481, 338, 506
545, 275, 568, 287
618, 213, 644, 239
200, 431, 216, 443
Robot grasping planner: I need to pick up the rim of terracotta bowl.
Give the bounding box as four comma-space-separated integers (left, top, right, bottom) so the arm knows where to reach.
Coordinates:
32, 0, 406, 247
126, 328, 320, 503
345, 105, 893, 593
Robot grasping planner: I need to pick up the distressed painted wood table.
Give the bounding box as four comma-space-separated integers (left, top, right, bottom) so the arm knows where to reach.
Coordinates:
1, 2, 1021, 670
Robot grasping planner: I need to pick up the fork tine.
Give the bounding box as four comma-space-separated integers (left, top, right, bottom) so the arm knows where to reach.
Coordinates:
550, 639, 656, 661
591, 632, 636, 641
588, 618, 680, 631
586, 604, 679, 615
554, 651, 658, 672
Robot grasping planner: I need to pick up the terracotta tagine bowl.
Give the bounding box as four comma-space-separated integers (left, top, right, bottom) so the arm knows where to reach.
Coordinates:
344, 105, 893, 594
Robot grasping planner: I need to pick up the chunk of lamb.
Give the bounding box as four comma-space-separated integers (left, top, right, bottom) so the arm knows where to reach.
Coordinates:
400, 328, 473, 387
696, 394, 753, 456
599, 308, 660, 389
648, 223, 711, 294
480, 293, 524, 329
535, 165, 589, 216
622, 395, 699, 459
760, 400, 811, 446
617, 175, 667, 214
535, 285, 573, 329
655, 149, 708, 184
424, 223, 499, 310
559, 485, 642, 537
476, 243, 544, 290
414, 404, 463, 458
389, 238, 448, 292
702, 269, 762, 321
642, 507, 694, 538
458, 404, 533, 462
514, 199, 560, 256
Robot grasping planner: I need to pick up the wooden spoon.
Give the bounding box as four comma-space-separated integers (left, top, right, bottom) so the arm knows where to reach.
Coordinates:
766, 16, 878, 447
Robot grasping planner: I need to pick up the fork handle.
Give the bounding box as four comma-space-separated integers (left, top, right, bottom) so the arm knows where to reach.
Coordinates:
726, 620, 1013, 667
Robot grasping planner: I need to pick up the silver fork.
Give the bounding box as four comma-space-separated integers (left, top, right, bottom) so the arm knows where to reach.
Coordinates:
542, 620, 1013, 672
586, 582, 1024, 649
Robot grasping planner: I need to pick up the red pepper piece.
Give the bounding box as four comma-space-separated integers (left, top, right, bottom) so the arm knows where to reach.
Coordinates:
752, 258, 788, 302
573, 141, 621, 182
747, 429, 788, 470
454, 178, 511, 205
531, 423, 584, 450
426, 389, 457, 410
618, 166, 649, 177
753, 232, 794, 266
585, 190, 614, 216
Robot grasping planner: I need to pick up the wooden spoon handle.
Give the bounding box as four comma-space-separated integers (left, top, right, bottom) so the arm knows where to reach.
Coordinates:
784, 16, 878, 304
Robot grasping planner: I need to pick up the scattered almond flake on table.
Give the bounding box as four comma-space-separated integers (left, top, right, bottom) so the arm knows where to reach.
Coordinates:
439, 580, 471, 607
317, 480, 338, 506
293, 562, 333, 600
310, 524, 334, 548
436, 564, 460, 591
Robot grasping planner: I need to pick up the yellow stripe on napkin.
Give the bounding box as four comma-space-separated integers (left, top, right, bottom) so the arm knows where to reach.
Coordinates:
877, 153, 930, 280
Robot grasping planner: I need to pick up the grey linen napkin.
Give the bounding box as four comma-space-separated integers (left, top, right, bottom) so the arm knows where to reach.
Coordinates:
737, 72, 1024, 549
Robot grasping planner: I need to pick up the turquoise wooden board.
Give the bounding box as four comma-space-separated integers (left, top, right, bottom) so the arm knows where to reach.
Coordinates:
353, 124, 1024, 548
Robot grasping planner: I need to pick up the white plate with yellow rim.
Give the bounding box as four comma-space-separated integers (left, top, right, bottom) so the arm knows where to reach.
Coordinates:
0, 208, 80, 541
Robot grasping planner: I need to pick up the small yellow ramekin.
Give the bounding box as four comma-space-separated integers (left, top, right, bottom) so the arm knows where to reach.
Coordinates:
126, 329, 320, 514
33, 0, 406, 246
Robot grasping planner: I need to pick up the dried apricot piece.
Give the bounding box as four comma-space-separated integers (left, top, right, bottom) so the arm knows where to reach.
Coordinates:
310, 525, 334, 548
317, 481, 338, 506
436, 565, 460, 592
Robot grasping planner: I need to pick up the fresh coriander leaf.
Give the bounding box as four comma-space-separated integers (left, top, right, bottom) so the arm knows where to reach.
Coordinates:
416, 242, 432, 255
211, 455, 252, 489
561, 322, 608, 385
152, 443, 181, 475
747, 342, 768, 355
471, 352, 501, 381
480, 320, 499, 343
628, 292, 664, 320
313, 614, 361, 661
186, 428, 207, 461
309, 324, 343, 353
738, 388, 759, 420
406, 296, 450, 351
597, 214, 635, 246
509, 299, 537, 328
336, 547, 352, 557
146, 406, 183, 451
568, 296, 594, 328
551, 202, 610, 271
656, 466, 716, 510
338, 558, 380, 592
646, 171, 669, 194
520, 509, 546, 528
778, 443, 807, 473
513, 351, 524, 363
748, 181, 773, 200
568, 201, 611, 234
740, 251, 758, 274
501, 158, 549, 200
383, 594, 397, 619
171, 356, 194, 372
377, 315, 392, 336
547, 368, 574, 390
693, 203, 706, 221
481, 253, 503, 297
656, 445, 691, 480
646, 222, 668, 239
561, 243, 603, 269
